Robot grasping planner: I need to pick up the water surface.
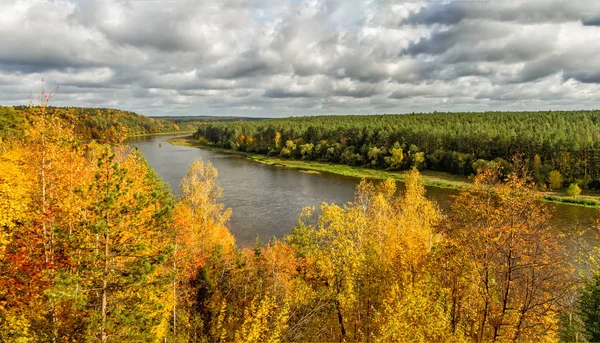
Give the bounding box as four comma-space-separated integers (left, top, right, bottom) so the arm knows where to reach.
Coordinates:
128, 135, 357, 245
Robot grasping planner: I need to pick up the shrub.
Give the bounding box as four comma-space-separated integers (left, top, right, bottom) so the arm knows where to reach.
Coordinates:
566, 183, 582, 196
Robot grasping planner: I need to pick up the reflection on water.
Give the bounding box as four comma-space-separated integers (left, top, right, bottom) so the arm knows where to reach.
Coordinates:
127, 135, 598, 253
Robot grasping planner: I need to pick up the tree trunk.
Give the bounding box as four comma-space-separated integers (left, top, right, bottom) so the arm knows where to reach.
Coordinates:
101, 230, 109, 342
335, 299, 346, 342
173, 243, 177, 338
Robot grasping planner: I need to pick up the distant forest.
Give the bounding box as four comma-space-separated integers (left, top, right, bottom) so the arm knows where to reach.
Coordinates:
194, 111, 600, 189
0, 106, 205, 142
152, 115, 266, 123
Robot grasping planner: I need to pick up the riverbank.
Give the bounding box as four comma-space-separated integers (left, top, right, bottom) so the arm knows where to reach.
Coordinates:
127, 130, 196, 138
168, 135, 600, 208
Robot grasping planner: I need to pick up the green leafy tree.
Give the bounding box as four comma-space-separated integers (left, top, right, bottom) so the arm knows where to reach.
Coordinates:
413, 151, 426, 170
300, 143, 314, 160
0, 106, 26, 140
384, 142, 403, 170
367, 146, 382, 166
280, 140, 296, 158
84, 147, 174, 342
548, 170, 563, 190
531, 154, 542, 184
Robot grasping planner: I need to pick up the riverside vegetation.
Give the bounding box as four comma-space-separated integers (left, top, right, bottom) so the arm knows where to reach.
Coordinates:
192, 112, 600, 206
2, 99, 600, 342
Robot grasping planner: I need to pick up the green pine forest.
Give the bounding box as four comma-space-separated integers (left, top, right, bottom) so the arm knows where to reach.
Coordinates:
193, 111, 600, 192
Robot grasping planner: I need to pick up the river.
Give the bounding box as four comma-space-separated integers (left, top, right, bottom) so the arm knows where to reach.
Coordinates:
127, 135, 599, 250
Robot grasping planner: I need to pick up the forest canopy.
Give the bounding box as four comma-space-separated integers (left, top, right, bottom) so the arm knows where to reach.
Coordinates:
194, 111, 600, 190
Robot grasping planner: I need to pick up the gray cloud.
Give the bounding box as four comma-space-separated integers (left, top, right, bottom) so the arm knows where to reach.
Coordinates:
564, 71, 600, 84
0, 0, 599, 117
582, 16, 600, 26
263, 88, 314, 98
404, 1, 600, 25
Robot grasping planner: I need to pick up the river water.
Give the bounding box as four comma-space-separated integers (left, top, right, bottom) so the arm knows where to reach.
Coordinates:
127, 135, 599, 249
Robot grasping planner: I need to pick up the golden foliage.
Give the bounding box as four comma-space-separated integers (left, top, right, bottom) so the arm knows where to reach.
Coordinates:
0, 97, 581, 342
442, 167, 573, 342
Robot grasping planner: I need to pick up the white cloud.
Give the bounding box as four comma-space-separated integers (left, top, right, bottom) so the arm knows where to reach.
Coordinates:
0, 0, 599, 116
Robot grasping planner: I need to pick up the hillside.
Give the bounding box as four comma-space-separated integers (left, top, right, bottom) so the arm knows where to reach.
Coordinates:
1, 106, 204, 142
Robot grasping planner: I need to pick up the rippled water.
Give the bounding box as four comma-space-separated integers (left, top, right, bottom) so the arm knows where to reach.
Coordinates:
127, 135, 598, 250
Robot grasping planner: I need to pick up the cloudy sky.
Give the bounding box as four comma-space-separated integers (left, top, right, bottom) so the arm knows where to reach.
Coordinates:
1, 0, 600, 117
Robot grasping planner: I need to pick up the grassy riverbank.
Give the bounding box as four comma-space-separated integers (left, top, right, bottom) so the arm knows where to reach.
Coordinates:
168, 136, 600, 208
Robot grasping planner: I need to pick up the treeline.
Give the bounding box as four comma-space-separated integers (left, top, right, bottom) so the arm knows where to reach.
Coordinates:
1, 100, 598, 342
152, 115, 266, 123
0, 106, 202, 142
194, 111, 600, 190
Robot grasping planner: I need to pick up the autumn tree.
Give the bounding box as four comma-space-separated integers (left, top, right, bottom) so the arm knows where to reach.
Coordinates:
0, 135, 35, 341
284, 168, 465, 342
169, 159, 234, 341
0, 86, 92, 341
443, 167, 574, 342
1, 88, 177, 342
